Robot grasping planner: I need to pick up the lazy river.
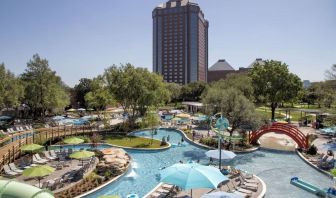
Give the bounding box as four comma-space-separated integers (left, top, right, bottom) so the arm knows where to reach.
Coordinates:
55, 129, 332, 198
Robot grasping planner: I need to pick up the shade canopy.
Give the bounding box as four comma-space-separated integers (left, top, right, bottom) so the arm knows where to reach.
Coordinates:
160, 162, 228, 190
205, 150, 236, 160
201, 191, 244, 198
21, 144, 43, 152
66, 108, 77, 112
63, 137, 84, 144
70, 150, 95, 159
23, 165, 55, 177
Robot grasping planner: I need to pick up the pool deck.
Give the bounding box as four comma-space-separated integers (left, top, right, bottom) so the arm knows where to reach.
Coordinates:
11, 157, 97, 193
145, 173, 266, 198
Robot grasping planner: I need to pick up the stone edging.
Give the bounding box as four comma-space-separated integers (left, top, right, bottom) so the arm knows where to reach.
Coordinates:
255, 175, 267, 198
296, 150, 333, 178
75, 156, 132, 198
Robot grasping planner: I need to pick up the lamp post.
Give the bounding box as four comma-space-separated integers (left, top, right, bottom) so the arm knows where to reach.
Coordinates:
215, 115, 229, 170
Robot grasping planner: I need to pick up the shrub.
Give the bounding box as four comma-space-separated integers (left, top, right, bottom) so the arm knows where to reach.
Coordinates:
199, 137, 218, 148
307, 144, 318, 155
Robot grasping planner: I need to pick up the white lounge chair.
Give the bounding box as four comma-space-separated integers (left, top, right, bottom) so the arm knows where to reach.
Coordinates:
50, 150, 58, 158
33, 155, 47, 164
43, 151, 56, 160
9, 163, 23, 173
3, 165, 19, 177
35, 153, 49, 162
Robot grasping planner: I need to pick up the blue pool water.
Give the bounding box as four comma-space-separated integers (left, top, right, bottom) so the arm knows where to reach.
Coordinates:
54, 129, 332, 198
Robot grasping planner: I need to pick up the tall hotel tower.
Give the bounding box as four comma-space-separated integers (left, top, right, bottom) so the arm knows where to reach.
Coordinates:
153, 0, 208, 84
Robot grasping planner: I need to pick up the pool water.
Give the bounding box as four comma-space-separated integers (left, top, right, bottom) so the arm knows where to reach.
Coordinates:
56, 129, 332, 198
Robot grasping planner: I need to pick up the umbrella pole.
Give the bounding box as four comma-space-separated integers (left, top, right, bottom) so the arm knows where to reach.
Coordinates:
191, 189, 193, 198
218, 137, 222, 170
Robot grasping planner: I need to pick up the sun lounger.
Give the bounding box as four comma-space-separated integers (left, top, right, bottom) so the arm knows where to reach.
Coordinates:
43, 151, 56, 160
150, 192, 167, 198
33, 155, 47, 164
35, 181, 49, 189
35, 153, 49, 162
50, 150, 58, 158
228, 181, 253, 197
48, 177, 62, 190
9, 163, 23, 173
3, 165, 19, 177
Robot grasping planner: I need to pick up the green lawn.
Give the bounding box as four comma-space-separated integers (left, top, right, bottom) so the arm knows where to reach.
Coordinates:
104, 135, 165, 148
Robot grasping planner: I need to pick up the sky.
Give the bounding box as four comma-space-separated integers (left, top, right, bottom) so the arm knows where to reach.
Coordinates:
0, 0, 335, 87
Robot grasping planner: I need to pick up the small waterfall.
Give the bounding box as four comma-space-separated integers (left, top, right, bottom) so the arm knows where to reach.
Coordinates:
126, 169, 138, 179
132, 162, 139, 169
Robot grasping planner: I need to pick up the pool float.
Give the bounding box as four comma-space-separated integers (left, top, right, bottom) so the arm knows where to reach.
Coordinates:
126, 194, 139, 198
290, 177, 326, 197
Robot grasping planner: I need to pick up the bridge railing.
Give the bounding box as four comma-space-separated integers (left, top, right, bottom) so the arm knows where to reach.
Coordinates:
250, 123, 308, 149
0, 125, 117, 171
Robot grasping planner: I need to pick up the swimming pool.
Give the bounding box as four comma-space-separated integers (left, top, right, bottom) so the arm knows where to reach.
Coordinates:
55, 129, 332, 198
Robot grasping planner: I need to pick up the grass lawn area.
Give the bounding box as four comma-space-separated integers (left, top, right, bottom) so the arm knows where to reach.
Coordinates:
104, 135, 165, 148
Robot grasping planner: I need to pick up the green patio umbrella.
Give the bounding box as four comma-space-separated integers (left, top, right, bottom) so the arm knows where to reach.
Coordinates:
23, 165, 55, 188
63, 137, 84, 145
21, 144, 43, 164
70, 150, 95, 166
21, 144, 43, 152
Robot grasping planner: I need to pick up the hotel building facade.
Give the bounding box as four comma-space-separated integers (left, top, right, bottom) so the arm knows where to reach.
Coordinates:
153, 0, 208, 84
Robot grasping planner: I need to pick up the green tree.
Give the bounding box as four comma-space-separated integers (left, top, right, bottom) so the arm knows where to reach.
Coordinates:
85, 76, 114, 111
104, 63, 169, 123
202, 87, 258, 137
209, 73, 254, 100
140, 107, 160, 144
73, 78, 93, 108
326, 64, 336, 80
180, 81, 207, 102
21, 54, 70, 118
0, 63, 23, 109
249, 60, 302, 120
166, 83, 182, 105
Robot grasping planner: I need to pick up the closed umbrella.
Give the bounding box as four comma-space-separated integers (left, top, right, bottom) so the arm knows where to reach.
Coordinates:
23, 165, 55, 188
160, 162, 228, 197
201, 191, 244, 198
205, 150, 236, 160
70, 150, 95, 166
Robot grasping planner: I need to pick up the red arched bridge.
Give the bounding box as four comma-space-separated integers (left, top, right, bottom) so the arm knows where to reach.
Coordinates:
249, 122, 309, 149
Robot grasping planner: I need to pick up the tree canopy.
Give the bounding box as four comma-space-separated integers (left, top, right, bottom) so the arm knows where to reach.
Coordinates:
73, 78, 93, 108
21, 54, 70, 118
85, 76, 114, 111
0, 63, 23, 109
104, 63, 169, 122
326, 64, 336, 80
202, 86, 260, 136
249, 60, 302, 120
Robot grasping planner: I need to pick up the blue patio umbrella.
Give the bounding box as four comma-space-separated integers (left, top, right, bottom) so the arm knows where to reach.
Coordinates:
0, 116, 11, 121
52, 116, 65, 121
160, 162, 228, 197
201, 191, 243, 198
205, 150, 236, 160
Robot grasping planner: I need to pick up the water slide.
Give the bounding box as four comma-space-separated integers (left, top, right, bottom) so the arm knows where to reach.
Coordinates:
290, 177, 326, 197
0, 180, 54, 198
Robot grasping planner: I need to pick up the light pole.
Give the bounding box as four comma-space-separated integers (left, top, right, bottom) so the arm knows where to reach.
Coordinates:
214, 115, 229, 170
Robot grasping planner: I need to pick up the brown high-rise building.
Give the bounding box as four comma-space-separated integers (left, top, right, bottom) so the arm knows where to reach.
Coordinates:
153, 0, 208, 84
